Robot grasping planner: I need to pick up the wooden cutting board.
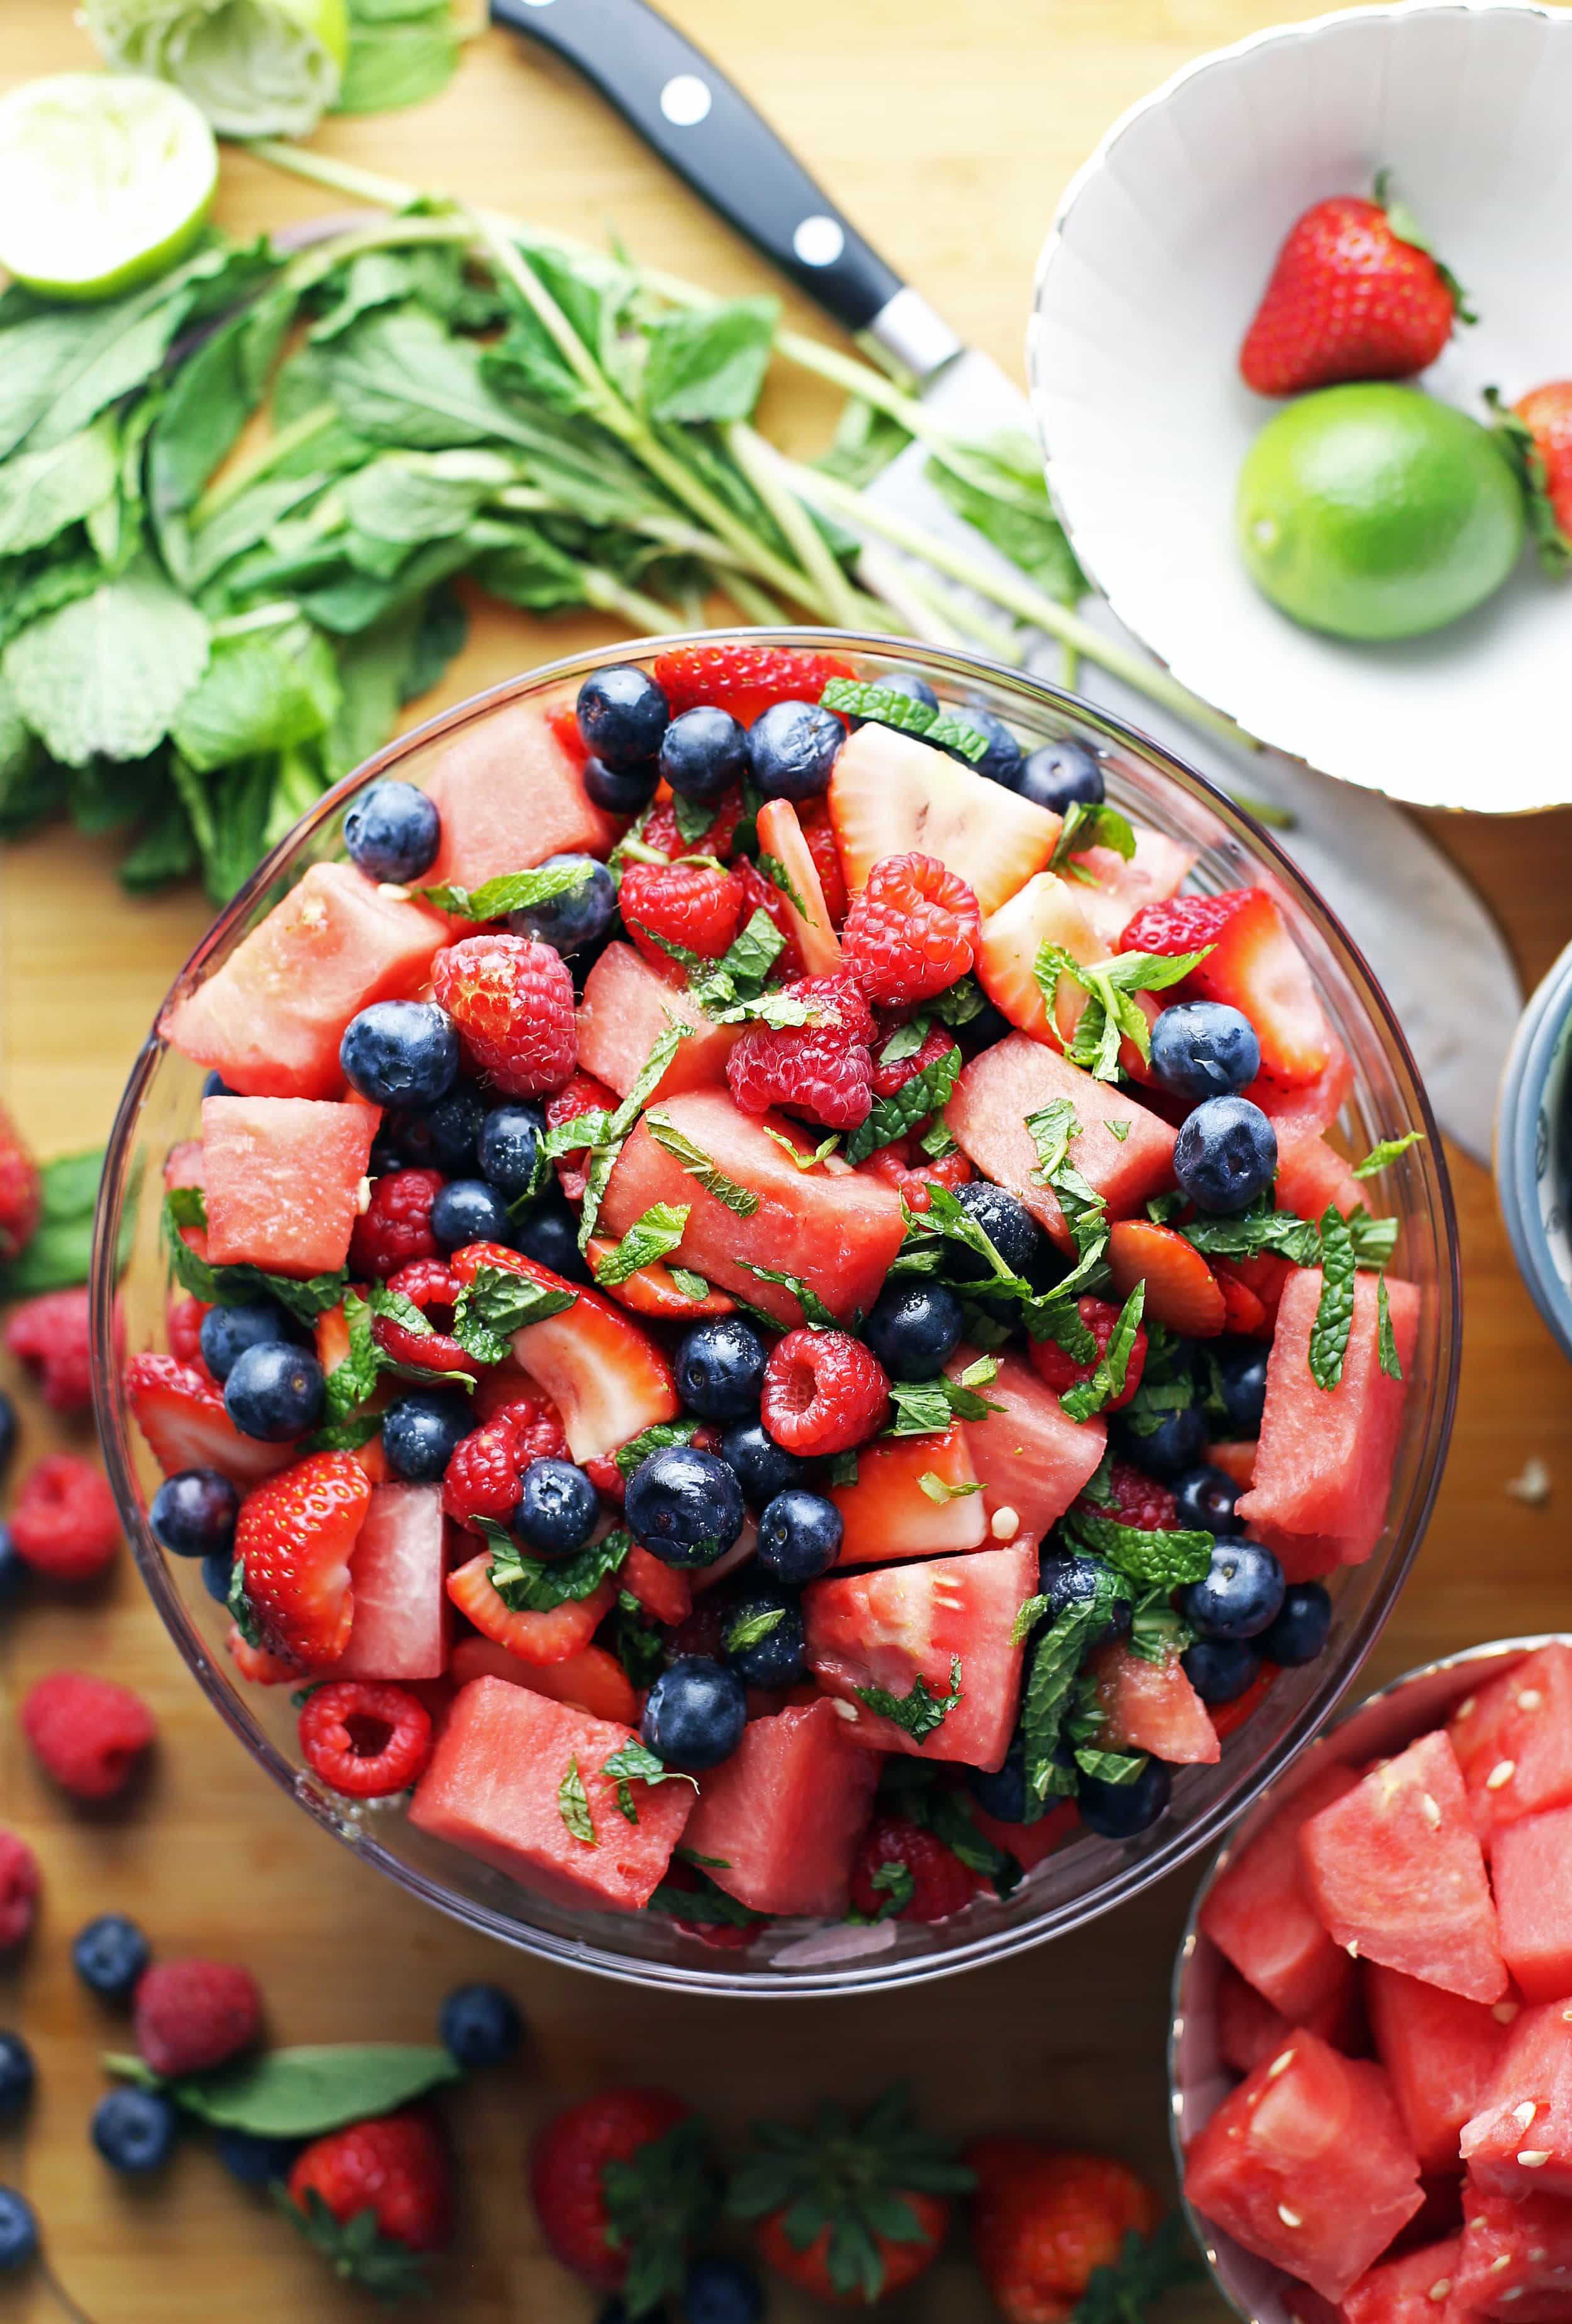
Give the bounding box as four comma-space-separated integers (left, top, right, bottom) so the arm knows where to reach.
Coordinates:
4, 2, 1572, 2316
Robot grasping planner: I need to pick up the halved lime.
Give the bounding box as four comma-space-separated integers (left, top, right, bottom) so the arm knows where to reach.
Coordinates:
1237, 384, 1525, 642
0, 73, 218, 303
84, 0, 350, 140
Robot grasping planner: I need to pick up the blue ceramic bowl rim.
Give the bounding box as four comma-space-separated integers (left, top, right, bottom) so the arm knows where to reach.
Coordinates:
1495, 937, 1572, 1359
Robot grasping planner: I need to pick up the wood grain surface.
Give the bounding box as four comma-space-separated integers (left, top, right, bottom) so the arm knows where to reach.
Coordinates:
3, 3, 1571, 2317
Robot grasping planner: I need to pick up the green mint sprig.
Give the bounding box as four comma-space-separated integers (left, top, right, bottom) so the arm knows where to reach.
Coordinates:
416, 860, 593, 921
817, 677, 992, 764
844, 1043, 961, 1165
853, 1655, 963, 1742
591, 1201, 690, 1287
485, 1525, 631, 1613
645, 1113, 760, 1216
1353, 1130, 1425, 1178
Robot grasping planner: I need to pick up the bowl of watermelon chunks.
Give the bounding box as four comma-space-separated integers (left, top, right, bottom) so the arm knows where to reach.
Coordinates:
93, 630, 1460, 1992
1174, 1633, 1572, 2324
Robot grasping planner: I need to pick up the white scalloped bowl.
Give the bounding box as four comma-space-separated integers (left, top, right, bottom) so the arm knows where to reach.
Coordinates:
1029, 1, 1572, 814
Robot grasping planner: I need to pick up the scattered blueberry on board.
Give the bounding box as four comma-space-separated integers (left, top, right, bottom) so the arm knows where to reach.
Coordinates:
72, 1913, 151, 2001
439, 1982, 523, 2069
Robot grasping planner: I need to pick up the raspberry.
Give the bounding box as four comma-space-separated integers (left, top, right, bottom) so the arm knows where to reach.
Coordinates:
10, 1455, 119, 1581
794, 973, 875, 1046
761, 1328, 890, 1455
0, 1103, 40, 1265
0, 1830, 40, 1948
165, 1294, 211, 1372
350, 1168, 443, 1280
374, 1258, 471, 1374
442, 1396, 565, 1526
581, 1452, 624, 1504
1077, 1457, 1177, 1532
4, 1287, 94, 1413
731, 855, 805, 977
651, 643, 854, 728
726, 974, 876, 1131
797, 798, 848, 925
21, 1672, 155, 1800
849, 1813, 983, 1921
641, 789, 743, 862
545, 1070, 617, 1203
841, 852, 981, 1006
1028, 1298, 1149, 1412
619, 860, 744, 968
870, 1021, 958, 1100
432, 935, 577, 1098
134, 1959, 263, 2077
299, 1680, 433, 1799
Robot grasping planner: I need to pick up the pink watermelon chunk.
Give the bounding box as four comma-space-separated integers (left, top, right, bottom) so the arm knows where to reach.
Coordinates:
1202, 1762, 1363, 2017
945, 1033, 1176, 1253
829, 1425, 987, 1565
333, 1483, 448, 1682
599, 1089, 905, 1327
160, 864, 446, 1100
576, 942, 739, 1101
1460, 1998, 1572, 2201
1070, 825, 1198, 950
1299, 1731, 1508, 2005
1275, 1129, 1369, 1225
1448, 1645, 1572, 1847
1490, 1806, 1572, 2003
408, 1676, 693, 1911
1248, 1035, 1355, 1138
1340, 2238, 1463, 2324
1364, 1964, 1515, 2174
1237, 1270, 1418, 1572
421, 696, 617, 896
1183, 2031, 1424, 2302
1456, 2181, 1572, 2319
202, 1096, 379, 1277
1216, 1964, 1366, 2079
947, 1347, 1106, 1542
680, 1699, 880, 1917
1094, 1640, 1220, 1765
803, 1540, 1036, 1772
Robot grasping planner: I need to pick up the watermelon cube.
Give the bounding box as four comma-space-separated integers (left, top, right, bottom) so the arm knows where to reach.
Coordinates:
1093, 1640, 1220, 1765
1248, 1035, 1354, 1138
1491, 1807, 1572, 2004
948, 1349, 1107, 1542
334, 1483, 448, 1682
160, 864, 447, 1101
1448, 1645, 1572, 1846
1200, 1761, 1363, 2017
408, 1676, 693, 1911
576, 942, 739, 1101
1275, 1129, 1368, 1225
1460, 1998, 1572, 2201
828, 1425, 988, 1565
1183, 2031, 1424, 2301
946, 1034, 1176, 1253
1364, 1964, 1515, 2175
1216, 1965, 1366, 2079
421, 696, 618, 896
202, 1096, 380, 1277
680, 1699, 880, 1917
599, 1089, 905, 1328
1298, 1732, 1508, 2006
968, 1796, 1078, 1874
1237, 1270, 1419, 1573
448, 1635, 638, 1726
1070, 825, 1199, 950
1339, 2238, 1463, 2324
1456, 2182, 1572, 2319
803, 1540, 1036, 1772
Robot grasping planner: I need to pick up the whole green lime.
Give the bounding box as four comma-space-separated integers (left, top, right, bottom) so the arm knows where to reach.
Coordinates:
1236, 384, 1524, 641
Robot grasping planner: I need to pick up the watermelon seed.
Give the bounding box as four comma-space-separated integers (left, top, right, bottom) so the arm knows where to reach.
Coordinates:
355, 1176, 373, 1215
1493, 2001, 1520, 2024
990, 1505, 1020, 1541
1528, 2250, 1549, 2266
1516, 1688, 1543, 1711
1419, 1791, 1441, 1827
1265, 2049, 1296, 2080
1456, 1696, 1476, 1721
1490, 2257, 1514, 2275
1498, 2289, 1524, 2303
1345, 1940, 1360, 1957
1427, 2281, 1452, 2303
1516, 2152, 1551, 2170
1513, 2102, 1538, 2130
1276, 2205, 1302, 2229
1485, 1759, 1517, 1791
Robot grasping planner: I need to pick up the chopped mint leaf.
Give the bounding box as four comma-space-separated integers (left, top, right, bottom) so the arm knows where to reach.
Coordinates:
162, 1191, 349, 1324
576, 1025, 690, 1247
706, 989, 816, 1029
853, 1655, 963, 1742
888, 1365, 1004, 1437
367, 1277, 435, 1338
227, 1555, 262, 1650
844, 1044, 961, 1165
609, 1601, 667, 1689
1309, 1206, 1357, 1390
1051, 798, 1136, 869
668, 1268, 712, 1304
688, 909, 785, 1015
1024, 1099, 1108, 1259
1347, 1206, 1400, 1267
878, 1016, 931, 1068
919, 1116, 958, 1160
601, 1739, 699, 1823
905, 1782, 1022, 1898
417, 860, 593, 921
1353, 1131, 1425, 1179
1129, 1590, 1195, 1666
917, 1471, 983, 1504
927, 974, 987, 1028
321, 1288, 380, 1420
1034, 944, 1209, 1082
615, 1420, 700, 1478
861, 1860, 917, 1920
645, 1874, 762, 1930
756, 852, 808, 918
591, 1201, 690, 1287
1075, 1745, 1148, 1787
1058, 1283, 1145, 1423
1065, 1509, 1214, 1590
725, 1606, 785, 1654
825, 1450, 859, 1489
1105, 1120, 1131, 1143
1017, 1577, 1125, 1813
451, 1262, 577, 1365
671, 787, 715, 845
487, 1526, 631, 1613
1146, 1191, 1184, 1226
646, 1113, 760, 1216
557, 1757, 596, 1846
762, 1126, 840, 1171
817, 677, 991, 763
739, 1262, 837, 1328
1182, 1204, 1322, 1267
1376, 1272, 1403, 1381
1079, 1448, 1114, 1507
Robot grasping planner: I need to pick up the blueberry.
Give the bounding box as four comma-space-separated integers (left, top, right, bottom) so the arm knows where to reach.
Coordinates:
1150, 1002, 1261, 1104
512, 1458, 599, 1558
625, 1446, 744, 1569
440, 1982, 523, 2068
856, 669, 939, 721
341, 999, 458, 1109
0, 2187, 37, 2272
1078, 1757, 1172, 1838
0, 2036, 33, 2122
1018, 738, 1104, 815
1210, 1338, 1270, 1436
431, 1178, 513, 1252
956, 704, 1024, 789
1037, 1552, 1129, 1643
659, 704, 747, 803
216, 2127, 304, 2188
390, 1081, 485, 1176
950, 1180, 1046, 1281
863, 1281, 965, 1381
1112, 1403, 1206, 1479
745, 700, 843, 801
965, 1734, 1029, 1824
1173, 1095, 1278, 1215
223, 1342, 324, 1442
512, 1189, 592, 1284
199, 1297, 292, 1383
1183, 1638, 1262, 1704
755, 1489, 842, 1584
718, 1419, 808, 1508
343, 779, 441, 883
577, 665, 669, 770
684, 2253, 765, 2324
1173, 1464, 1246, 1536
641, 1657, 747, 1771
1259, 1580, 1332, 1666
723, 1581, 807, 1687
202, 1548, 235, 1606
1181, 1540, 1284, 1642
583, 755, 660, 815
149, 1468, 240, 1560
0, 1525, 24, 1611
382, 1389, 473, 1482
478, 1103, 547, 1201
91, 2086, 178, 2174
201, 1070, 236, 1100
0, 1388, 15, 1475
674, 1318, 767, 1421
72, 1913, 150, 2001
509, 853, 618, 956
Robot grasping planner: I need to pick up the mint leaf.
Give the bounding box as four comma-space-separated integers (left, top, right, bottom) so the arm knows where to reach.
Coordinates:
558, 1756, 595, 1846
227, 1554, 262, 1650
917, 1471, 982, 1504
575, 1024, 689, 1247
451, 1262, 577, 1365
826, 1450, 859, 1489
1059, 1284, 1145, 1423
1075, 1746, 1148, 1787
853, 1655, 963, 1742
1051, 798, 1136, 869
761, 1126, 840, 1172
757, 852, 808, 917
1065, 1509, 1214, 1589
671, 788, 716, 845
592, 1201, 690, 1287
645, 1875, 763, 1930
878, 1017, 931, 1068
888, 1362, 1004, 1437
1018, 1582, 1123, 1813
1347, 1206, 1400, 1268
601, 1740, 699, 1823
616, 1420, 700, 1477
1024, 1100, 1108, 1259
0, 1146, 106, 1296
417, 860, 594, 921
739, 1262, 837, 1328
1376, 1272, 1403, 1381
1105, 1120, 1131, 1143
487, 1526, 631, 1613
843, 1043, 961, 1165
645, 1113, 760, 1216
162, 1191, 349, 1324
861, 1860, 917, 1921
102, 2043, 462, 2138
1309, 1206, 1357, 1390
927, 974, 987, 1028
1129, 1590, 1195, 1666
903, 1781, 1023, 1898
818, 676, 992, 765
1353, 1131, 1424, 1178
668, 1269, 712, 1304
725, 1606, 785, 1653
1182, 1204, 1321, 1267
688, 909, 785, 1015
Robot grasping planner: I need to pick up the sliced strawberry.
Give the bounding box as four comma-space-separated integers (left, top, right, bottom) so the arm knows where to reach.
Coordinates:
1247, 1031, 1354, 1135
446, 1552, 615, 1665
1214, 1264, 1269, 1337
226, 1624, 304, 1686
641, 786, 744, 864
731, 855, 806, 979
754, 798, 843, 976
448, 1635, 638, 1725
314, 1304, 352, 1374
235, 1452, 370, 1665
1106, 1220, 1227, 1338
1206, 1440, 1258, 1492
1122, 888, 1331, 1089
651, 643, 854, 729
798, 799, 848, 926
546, 703, 590, 772
125, 1352, 300, 1486
977, 871, 1102, 1045
584, 1238, 738, 1321
621, 1542, 692, 1628
1216, 1250, 1292, 1332
828, 721, 1058, 916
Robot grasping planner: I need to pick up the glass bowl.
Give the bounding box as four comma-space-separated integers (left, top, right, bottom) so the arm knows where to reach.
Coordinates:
91, 629, 1461, 1995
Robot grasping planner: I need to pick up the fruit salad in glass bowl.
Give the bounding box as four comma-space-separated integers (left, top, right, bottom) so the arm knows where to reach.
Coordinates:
92, 632, 1459, 1992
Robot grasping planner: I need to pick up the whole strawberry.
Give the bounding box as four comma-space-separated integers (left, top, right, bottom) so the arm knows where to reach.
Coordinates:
530, 2086, 717, 2313
966, 2143, 1165, 2324
1489, 379, 1572, 573
1240, 179, 1469, 396
432, 933, 577, 1098
286, 2109, 450, 2295
233, 1451, 370, 1664
0, 1103, 40, 1265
